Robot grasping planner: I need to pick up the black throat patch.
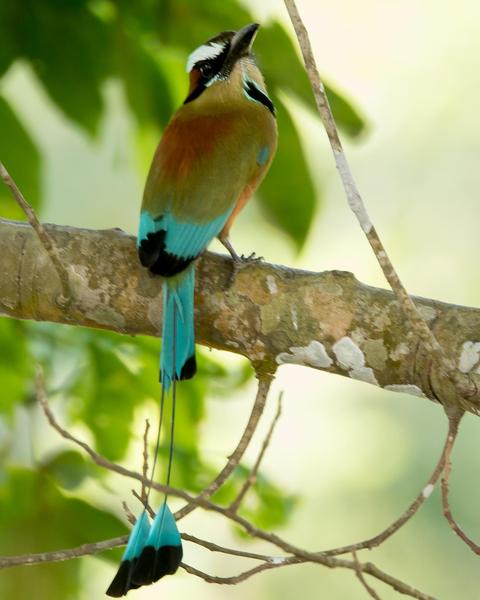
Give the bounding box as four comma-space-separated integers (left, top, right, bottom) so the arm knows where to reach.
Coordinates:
244, 79, 275, 115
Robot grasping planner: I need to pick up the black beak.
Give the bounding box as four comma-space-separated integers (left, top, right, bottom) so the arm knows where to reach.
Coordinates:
231, 23, 259, 54
223, 23, 259, 68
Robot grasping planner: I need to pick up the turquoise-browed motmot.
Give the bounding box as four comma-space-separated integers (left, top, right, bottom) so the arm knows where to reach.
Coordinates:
107, 23, 277, 596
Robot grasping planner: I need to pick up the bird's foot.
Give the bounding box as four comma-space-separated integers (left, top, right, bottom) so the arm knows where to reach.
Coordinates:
228, 252, 264, 287
237, 252, 264, 264
219, 237, 263, 286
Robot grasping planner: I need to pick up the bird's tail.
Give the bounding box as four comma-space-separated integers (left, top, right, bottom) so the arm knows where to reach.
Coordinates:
107, 268, 194, 596
160, 267, 197, 388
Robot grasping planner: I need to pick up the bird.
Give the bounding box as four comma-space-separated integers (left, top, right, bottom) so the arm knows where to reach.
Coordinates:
106, 22, 277, 597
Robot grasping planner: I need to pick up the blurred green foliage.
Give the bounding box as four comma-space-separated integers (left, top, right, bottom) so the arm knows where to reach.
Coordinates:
0, 1, 365, 597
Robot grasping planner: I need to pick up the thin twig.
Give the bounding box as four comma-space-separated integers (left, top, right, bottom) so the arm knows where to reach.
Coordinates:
176, 375, 272, 519
353, 551, 382, 600
180, 559, 301, 584
132, 489, 155, 518
230, 391, 283, 513
323, 417, 455, 556
440, 417, 480, 554
0, 161, 71, 306
182, 558, 435, 599
141, 419, 150, 503
181, 533, 271, 562
121, 501, 136, 526
282, 0, 476, 402
0, 537, 128, 568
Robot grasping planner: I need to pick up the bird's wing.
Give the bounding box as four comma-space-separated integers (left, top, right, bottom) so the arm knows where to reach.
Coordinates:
138, 110, 274, 276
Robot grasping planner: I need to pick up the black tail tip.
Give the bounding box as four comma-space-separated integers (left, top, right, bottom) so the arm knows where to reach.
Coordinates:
180, 355, 197, 380
133, 544, 183, 586
106, 545, 183, 596
159, 355, 197, 384
106, 560, 140, 597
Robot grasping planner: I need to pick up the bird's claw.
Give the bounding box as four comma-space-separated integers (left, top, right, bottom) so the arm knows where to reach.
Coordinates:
228, 252, 263, 287
238, 252, 263, 264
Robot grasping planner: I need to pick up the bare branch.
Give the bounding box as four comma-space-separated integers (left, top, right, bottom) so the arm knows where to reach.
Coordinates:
131, 489, 155, 518
141, 419, 150, 503
181, 533, 271, 562
0, 536, 127, 569
0, 162, 71, 306
357, 561, 437, 600
282, 0, 475, 403
230, 391, 283, 513
182, 556, 436, 599
440, 417, 480, 554
352, 551, 383, 600
180, 559, 301, 585
324, 417, 455, 556
121, 501, 136, 526
176, 375, 272, 519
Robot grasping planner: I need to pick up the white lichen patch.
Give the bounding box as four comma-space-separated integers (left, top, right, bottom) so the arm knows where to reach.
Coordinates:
422, 483, 434, 499
266, 275, 278, 295
290, 306, 298, 331
458, 341, 480, 373
269, 557, 286, 565
350, 366, 379, 386
332, 336, 380, 386
332, 336, 365, 370
276, 341, 333, 369
417, 305, 438, 323
384, 384, 425, 398
390, 342, 410, 361
334, 149, 373, 233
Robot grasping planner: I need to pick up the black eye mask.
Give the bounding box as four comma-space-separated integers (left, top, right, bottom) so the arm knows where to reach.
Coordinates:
184, 32, 235, 104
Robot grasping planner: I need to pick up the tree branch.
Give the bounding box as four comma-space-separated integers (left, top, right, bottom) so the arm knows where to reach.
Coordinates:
352, 551, 383, 600
2, 218, 480, 413
230, 391, 282, 513
440, 417, 480, 554
0, 162, 71, 306
282, 0, 476, 406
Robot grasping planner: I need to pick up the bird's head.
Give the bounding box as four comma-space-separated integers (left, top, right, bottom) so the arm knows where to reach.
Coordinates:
184, 23, 274, 115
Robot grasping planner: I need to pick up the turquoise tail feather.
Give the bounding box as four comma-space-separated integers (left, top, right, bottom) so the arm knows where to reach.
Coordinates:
132, 502, 183, 586
106, 510, 151, 597
161, 267, 196, 389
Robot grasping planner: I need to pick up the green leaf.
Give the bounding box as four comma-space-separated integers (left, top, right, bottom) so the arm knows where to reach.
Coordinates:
0, 467, 126, 599
128, 0, 253, 48
43, 450, 89, 490
0, 4, 15, 77
69, 332, 150, 461
0, 318, 33, 415
115, 33, 174, 129
257, 95, 317, 249
240, 472, 297, 530
0, 96, 41, 218
6, 0, 111, 134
